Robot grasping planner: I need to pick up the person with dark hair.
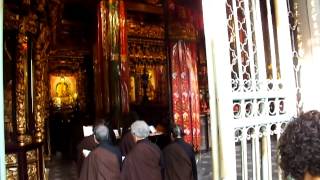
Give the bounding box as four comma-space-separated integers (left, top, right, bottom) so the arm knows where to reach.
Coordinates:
79, 123, 122, 180
278, 110, 320, 180
121, 120, 164, 180
163, 124, 197, 180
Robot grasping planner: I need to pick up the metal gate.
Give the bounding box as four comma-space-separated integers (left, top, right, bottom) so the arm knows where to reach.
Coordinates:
202, 0, 299, 179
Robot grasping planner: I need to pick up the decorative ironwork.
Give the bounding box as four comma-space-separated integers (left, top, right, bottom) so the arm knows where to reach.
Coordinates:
226, 0, 295, 179
287, 0, 303, 114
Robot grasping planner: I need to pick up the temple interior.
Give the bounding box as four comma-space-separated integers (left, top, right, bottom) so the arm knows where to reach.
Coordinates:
3, 0, 211, 179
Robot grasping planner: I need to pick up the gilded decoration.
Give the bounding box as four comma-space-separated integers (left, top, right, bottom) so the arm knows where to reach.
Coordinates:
128, 38, 166, 64
27, 163, 38, 180
16, 13, 38, 146
26, 150, 38, 162
50, 75, 78, 108
16, 33, 32, 146
34, 24, 50, 142
5, 154, 18, 165
168, 22, 197, 41
127, 18, 164, 39
7, 167, 19, 180
4, 8, 20, 30
127, 9, 167, 104
77, 70, 86, 111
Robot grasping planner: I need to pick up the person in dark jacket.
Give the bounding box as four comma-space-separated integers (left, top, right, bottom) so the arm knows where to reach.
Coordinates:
76, 118, 117, 175
163, 124, 197, 180
79, 123, 122, 180
121, 120, 164, 180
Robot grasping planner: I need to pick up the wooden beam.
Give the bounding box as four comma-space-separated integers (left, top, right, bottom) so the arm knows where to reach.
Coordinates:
126, 1, 163, 15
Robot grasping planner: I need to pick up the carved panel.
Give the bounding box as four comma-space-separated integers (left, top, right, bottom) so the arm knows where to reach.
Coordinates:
34, 24, 50, 142
26, 150, 38, 162
5, 154, 18, 165
7, 167, 19, 180
27, 163, 38, 180
16, 32, 31, 146
4, 7, 20, 30
16, 13, 38, 146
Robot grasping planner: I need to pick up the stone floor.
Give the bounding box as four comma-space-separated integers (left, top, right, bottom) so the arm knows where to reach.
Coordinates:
47, 151, 214, 180
46, 153, 78, 180
197, 151, 213, 180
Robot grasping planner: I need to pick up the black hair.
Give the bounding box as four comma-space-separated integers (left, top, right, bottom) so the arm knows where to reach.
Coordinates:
170, 124, 185, 138
279, 110, 320, 180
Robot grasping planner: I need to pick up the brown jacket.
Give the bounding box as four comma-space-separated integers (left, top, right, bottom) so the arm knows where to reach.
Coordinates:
163, 139, 197, 180
121, 139, 163, 180
79, 144, 121, 180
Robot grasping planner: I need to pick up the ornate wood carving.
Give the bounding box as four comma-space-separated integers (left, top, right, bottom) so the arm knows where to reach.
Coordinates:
27, 163, 38, 180
26, 150, 37, 162
5, 154, 18, 165
34, 24, 50, 143
6, 154, 19, 180
15, 13, 38, 146
6, 167, 19, 180
4, 7, 20, 30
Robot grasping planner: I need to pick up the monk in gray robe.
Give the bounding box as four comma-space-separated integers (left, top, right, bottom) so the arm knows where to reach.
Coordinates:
163, 125, 198, 180
79, 124, 122, 180
121, 120, 164, 180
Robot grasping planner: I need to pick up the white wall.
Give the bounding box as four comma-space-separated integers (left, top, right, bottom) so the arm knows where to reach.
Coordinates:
297, 0, 320, 111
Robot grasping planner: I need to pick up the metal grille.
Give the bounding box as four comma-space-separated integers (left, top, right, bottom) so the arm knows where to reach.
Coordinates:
287, 0, 303, 114
226, 0, 298, 179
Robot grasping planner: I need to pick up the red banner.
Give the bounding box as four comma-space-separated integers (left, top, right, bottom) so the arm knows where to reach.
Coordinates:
171, 41, 201, 151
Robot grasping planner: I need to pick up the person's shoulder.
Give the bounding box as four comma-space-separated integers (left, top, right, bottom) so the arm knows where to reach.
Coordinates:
163, 142, 177, 151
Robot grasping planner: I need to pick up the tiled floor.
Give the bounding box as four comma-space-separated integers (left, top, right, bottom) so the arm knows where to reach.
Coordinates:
197, 151, 213, 180
47, 151, 213, 180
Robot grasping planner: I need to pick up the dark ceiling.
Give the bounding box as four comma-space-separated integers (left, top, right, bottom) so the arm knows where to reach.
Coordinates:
55, 0, 98, 50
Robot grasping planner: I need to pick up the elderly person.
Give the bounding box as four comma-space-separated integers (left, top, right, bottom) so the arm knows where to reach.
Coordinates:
76, 118, 117, 176
163, 124, 197, 180
79, 123, 122, 180
278, 110, 320, 180
121, 120, 164, 180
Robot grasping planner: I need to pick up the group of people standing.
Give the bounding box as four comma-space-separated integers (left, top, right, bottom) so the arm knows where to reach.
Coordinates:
77, 119, 198, 180
75, 109, 320, 180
